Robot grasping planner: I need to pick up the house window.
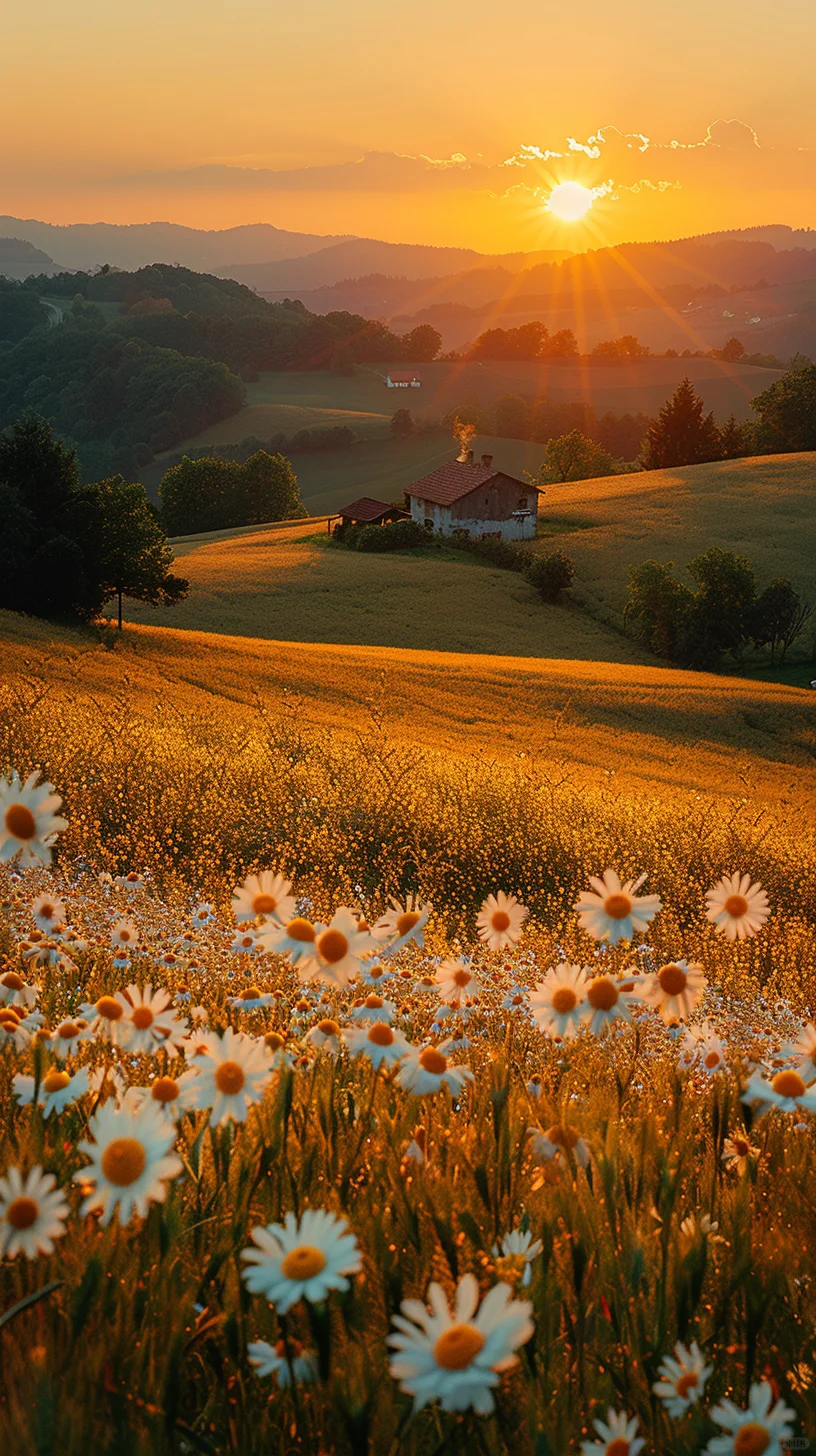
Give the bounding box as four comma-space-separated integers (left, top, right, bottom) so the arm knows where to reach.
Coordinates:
424, 518, 434, 530
518, 496, 528, 508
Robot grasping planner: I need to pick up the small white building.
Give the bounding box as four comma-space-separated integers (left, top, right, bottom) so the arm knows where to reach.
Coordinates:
386, 371, 422, 388
406, 452, 539, 542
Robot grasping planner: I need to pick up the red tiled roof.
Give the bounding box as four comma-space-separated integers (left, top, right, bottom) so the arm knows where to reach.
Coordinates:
338, 496, 402, 522
406, 461, 527, 508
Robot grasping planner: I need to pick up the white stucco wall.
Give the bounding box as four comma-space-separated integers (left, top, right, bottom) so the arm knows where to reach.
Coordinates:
409, 497, 536, 541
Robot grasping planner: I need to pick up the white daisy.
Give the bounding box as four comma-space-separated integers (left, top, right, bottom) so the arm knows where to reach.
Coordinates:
696, 1033, 729, 1075
721, 1133, 759, 1175
311, 908, 377, 987
653, 1340, 712, 1415
79, 993, 128, 1042
580, 973, 638, 1036
114, 872, 146, 891
127, 1068, 202, 1121
342, 1021, 414, 1068
256, 915, 320, 969
387, 1273, 533, 1414
190, 1027, 272, 1124
247, 1337, 319, 1386
304, 1017, 343, 1054
397, 1043, 474, 1098
49, 1017, 94, 1057
0, 771, 68, 867
529, 963, 589, 1040
791, 1022, 816, 1082
0, 1164, 69, 1258
228, 984, 276, 1009
575, 870, 661, 945
636, 960, 706, 1024
705, 873, 770, 941
31, 892, 67, 934
492, 1228, 543, 1286
231, 929, 261, 957
350, 993, 397, 1023
476, 892, 528, 951
581, 1408, 644, 1456
0, 969, 38, 1008
0, 1007, 42, 1049
241, 1208, 362, 1311
742, 1068, 816, 1115
117, 983, 187, 1053
434, 958, 482, 1007
13, 1065, 90, 1117
374, 895, 432, 956
111, 920, 139, 951
233, 871, 296, 926
528, 1123, 590, 1169
75, 1099, 183, 1226
705, 1380, 796, 1455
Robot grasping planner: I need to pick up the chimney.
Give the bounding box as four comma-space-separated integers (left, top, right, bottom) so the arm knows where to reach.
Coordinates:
481, 453, 493, 468
467, 448, 474, 464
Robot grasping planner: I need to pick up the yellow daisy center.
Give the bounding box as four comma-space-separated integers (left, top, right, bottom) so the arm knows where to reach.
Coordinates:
101, 1138, 147, 1187
364, 994, 383, 1008
253, 893, 278, 915
396, 910, 421, 936
265, 1032, 285, 1050
56, 1021, 81, 1040
151, 1076, 180, 1104
96, 997, 123, 1021
491, 910, 511, 932
603, 892, 632, 920
545, 1123, 580, 1150
280, 1244, 327, 1281
658, 964, 688, 997
453, 968, 471, 988
704, 1050, 721, 1069
43, 1071, 71, 1094
7, 1196, 39, 1230
131, 1007, 154, 1030
368, 1023, 394, 1046
240, 986, 262, 1000
675, 1371, 699, 1397
733, 1136, 750, 1157
286, 918, 316, 943
5, 804, 37, 841
215, 1060, 246, 1095
1, 972, 24, 991
39, 904, 55, 920
551, 986, 578, 1014
419, 1047, 447, 1075
587, 976, 618, 1011
772, 1069, 805, 1099
724, 894, 750, 918
605, 1441, 631, 1456
433, 1323, 486, 1370
733, 1426, 771, 1456
317, 1018, 339, 1037
316, 929, 349, 965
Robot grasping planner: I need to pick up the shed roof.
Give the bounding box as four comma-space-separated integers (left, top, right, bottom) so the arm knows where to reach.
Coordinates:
338, 496, 400, 522
406, 460, 529, 508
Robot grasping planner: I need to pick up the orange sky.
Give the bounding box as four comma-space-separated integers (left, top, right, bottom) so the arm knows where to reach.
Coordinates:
4, 0, 816, 250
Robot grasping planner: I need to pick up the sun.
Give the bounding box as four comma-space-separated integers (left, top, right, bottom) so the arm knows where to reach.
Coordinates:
547, 182, 595, 223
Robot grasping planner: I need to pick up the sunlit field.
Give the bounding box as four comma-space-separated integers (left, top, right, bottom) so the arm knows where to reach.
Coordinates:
2, 602, 816, 1453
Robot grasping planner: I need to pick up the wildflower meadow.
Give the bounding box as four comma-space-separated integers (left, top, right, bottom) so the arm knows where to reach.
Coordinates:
1, 703, 815, 1455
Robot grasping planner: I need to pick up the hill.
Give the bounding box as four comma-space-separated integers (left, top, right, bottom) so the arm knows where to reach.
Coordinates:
1, 608, 813, 815
531, 453, 816, 627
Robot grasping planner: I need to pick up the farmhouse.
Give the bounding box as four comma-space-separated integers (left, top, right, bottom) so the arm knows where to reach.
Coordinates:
335, 496, 409, 528
406, 451, 539, 541
386, 370, 422, 388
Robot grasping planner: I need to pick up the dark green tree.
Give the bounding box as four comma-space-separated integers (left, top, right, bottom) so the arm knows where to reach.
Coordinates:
526, 549, 575, 602
719, 414, 747, 459
69, 476, 188, 628
685, 546, 757, 664
642, 378, 723, 469
750, 578, 813, 664
493, 394, 531, 440
750, 361, 816, 452
623, 560, 694, 661
533, 430, 617, 483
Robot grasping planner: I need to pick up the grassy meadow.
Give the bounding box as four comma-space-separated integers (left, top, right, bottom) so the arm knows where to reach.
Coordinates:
1, 602, 816, 1454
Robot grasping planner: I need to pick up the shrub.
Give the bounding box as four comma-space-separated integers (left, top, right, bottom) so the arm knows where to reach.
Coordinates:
354, 519, 431, 552
526, 549, 575, 602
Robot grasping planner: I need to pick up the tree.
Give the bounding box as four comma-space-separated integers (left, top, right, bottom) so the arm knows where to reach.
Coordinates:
70, 476, 188, 628
624, 560, 694, 661
534, 430, 617, 484
685, 546, 757, 665
719, 414, 747, 459
493, 394, 531, 440
592, 335, 650, 359
716, 336, 746, 362
0, 413, 79, 526
399, 325, 441, 362
390, 408, 414, 441
526, 550, 575, 602
750, 361, 816, 452
642, 378, 723, 469
159, 451, 306, 536
750, 578, 813, 664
